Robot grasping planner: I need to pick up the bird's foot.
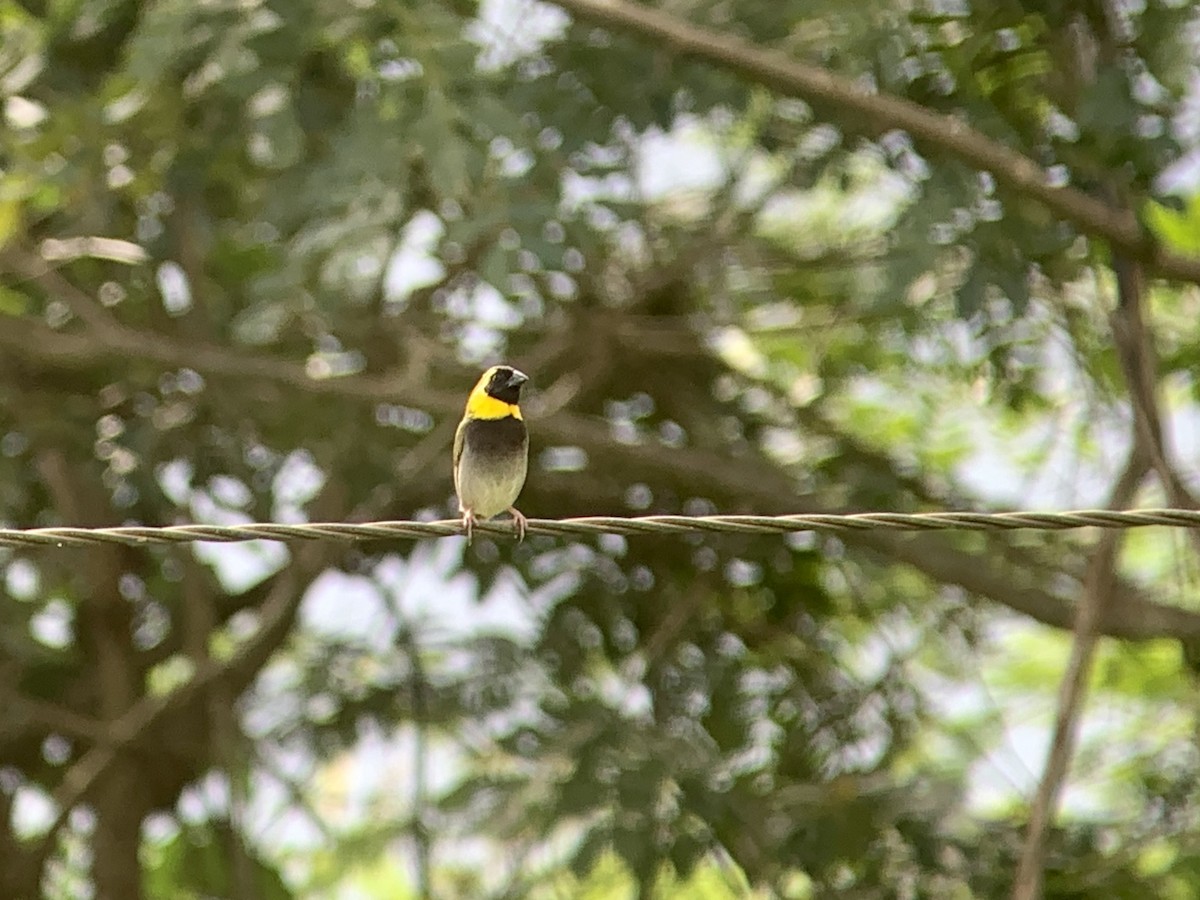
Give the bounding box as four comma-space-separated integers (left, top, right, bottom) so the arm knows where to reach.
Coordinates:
508, 507, 527, 542
461, 509, 477, 544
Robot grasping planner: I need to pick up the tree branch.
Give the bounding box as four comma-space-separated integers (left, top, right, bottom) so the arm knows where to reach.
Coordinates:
1109, 254, 1200, 551
5, 696, 105, 743
34, 487, 350, 873
2, 311, 1198, 641
1011, 446, 1145, 899
545, 0, 1200, 284
1015, 187, 1162, 891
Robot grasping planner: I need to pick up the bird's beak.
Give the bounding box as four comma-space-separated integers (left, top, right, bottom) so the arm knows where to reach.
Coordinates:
506, 369, 529, 389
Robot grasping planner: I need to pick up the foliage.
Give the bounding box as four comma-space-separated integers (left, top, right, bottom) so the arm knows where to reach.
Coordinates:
1, 0, 1200, 897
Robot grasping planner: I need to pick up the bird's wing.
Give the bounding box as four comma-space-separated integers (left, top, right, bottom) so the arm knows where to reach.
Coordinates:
452, 416, 467, 495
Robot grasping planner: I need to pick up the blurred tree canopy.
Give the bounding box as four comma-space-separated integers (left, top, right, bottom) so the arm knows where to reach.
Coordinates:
3, 0, 1200, 896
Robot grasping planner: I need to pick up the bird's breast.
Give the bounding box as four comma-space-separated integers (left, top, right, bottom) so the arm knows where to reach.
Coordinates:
459, 415, 528, 457
457, 416, 529, 518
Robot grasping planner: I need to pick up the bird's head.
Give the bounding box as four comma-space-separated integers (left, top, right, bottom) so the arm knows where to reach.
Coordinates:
466, 365, 528, 419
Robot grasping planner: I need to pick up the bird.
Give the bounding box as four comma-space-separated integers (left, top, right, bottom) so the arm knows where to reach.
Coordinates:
454, 365, 530, 542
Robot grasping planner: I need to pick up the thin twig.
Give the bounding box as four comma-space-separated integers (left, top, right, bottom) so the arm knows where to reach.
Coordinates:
404, 626, 433, 900
1010, 459, 1139, 898
1108, 256, 1200, 558
1012, 246, 1158, 895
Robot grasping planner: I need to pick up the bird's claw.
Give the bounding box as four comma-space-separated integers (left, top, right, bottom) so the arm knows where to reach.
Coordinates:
508, 507, 527, 542
461, 509, 525, 543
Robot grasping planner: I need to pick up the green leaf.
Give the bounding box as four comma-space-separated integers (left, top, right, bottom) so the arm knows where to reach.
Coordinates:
143, 822, 292, 900
417, 90, 470, 199
1145, 195, 1200, 256
0, 198, 21, 250
0, 286, 29, 315
955, 264, 988, 319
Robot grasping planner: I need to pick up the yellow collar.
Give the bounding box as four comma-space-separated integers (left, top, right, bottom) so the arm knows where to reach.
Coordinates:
466, 390, 522, 420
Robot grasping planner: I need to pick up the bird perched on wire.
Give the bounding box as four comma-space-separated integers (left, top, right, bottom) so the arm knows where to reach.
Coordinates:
454, 365, 530, 542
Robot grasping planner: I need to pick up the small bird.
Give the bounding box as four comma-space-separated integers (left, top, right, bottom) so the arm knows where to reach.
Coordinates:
454, 365, 530, 542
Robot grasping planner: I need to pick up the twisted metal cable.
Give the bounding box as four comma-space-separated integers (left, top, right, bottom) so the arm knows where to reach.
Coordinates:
1, 508, 1200, 548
